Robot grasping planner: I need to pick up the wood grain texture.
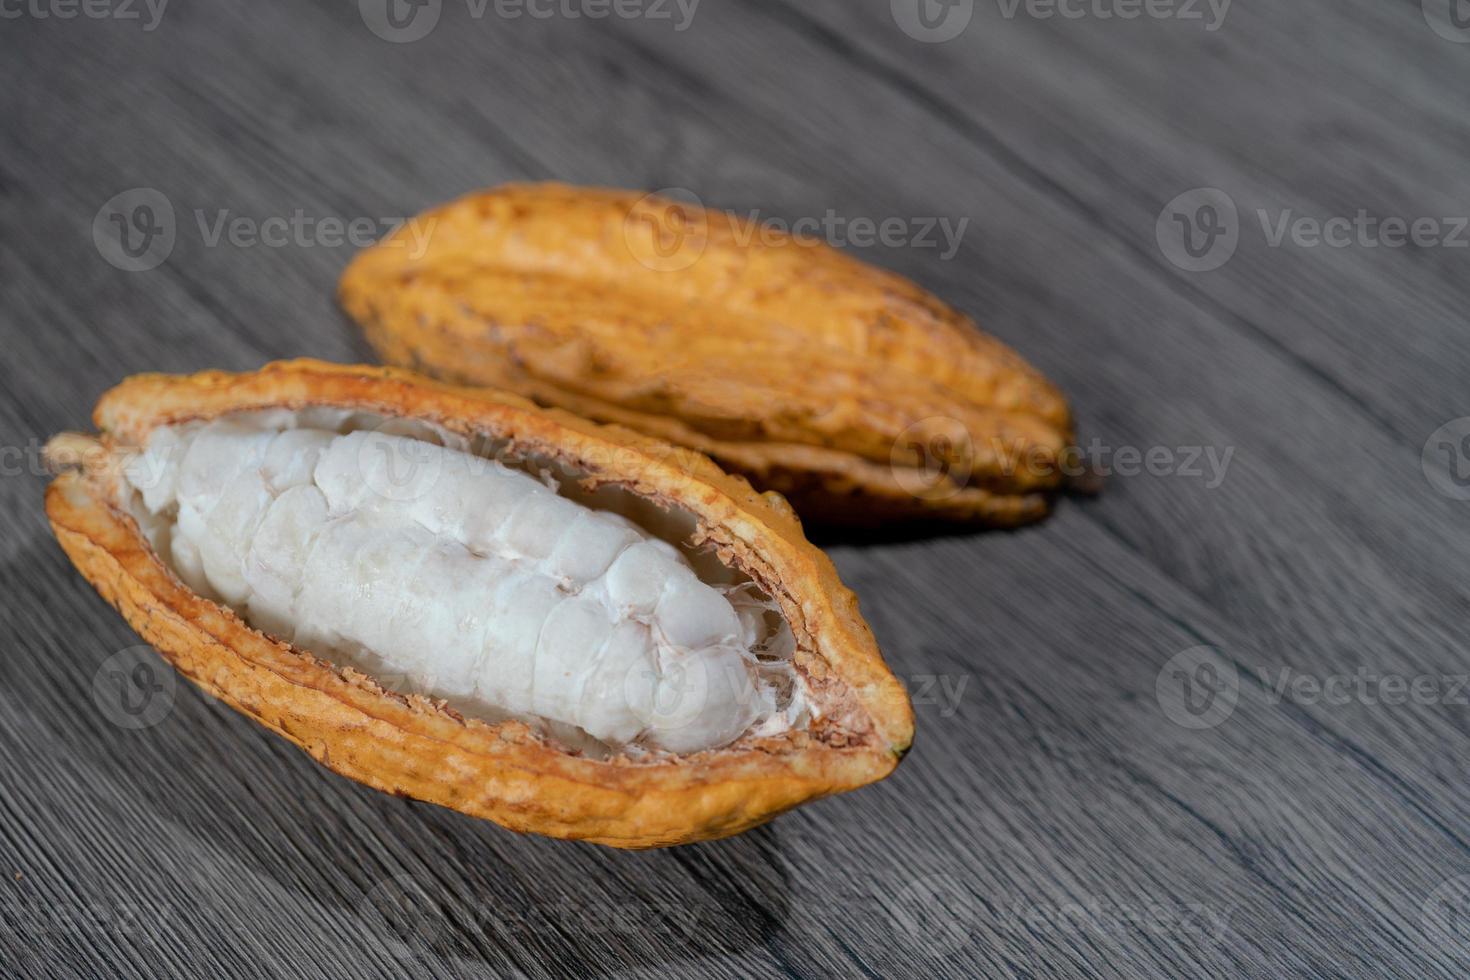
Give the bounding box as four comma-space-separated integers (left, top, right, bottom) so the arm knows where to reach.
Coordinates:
2, 1, 1469, 976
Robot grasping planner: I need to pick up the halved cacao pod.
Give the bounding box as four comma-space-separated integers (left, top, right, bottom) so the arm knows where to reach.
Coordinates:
44, 360, 912, 848
338, 183, 1074, 526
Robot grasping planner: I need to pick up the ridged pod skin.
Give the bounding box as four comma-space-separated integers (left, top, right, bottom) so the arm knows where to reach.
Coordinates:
339, 183, 1074, 526
44, 360, 913, 848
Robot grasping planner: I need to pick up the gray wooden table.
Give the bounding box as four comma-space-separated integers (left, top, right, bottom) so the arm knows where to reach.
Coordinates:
4, 1, 1470, 976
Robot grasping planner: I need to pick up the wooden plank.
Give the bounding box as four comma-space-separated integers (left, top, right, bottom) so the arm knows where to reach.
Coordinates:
1, 1, 1467, 976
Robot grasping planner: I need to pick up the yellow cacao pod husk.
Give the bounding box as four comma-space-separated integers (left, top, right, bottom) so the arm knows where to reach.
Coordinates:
339, 183, 1074, 526
44, 360, 913, 848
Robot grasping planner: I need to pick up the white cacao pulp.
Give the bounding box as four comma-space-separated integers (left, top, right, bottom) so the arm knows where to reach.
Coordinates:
119, 412, 800, 754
